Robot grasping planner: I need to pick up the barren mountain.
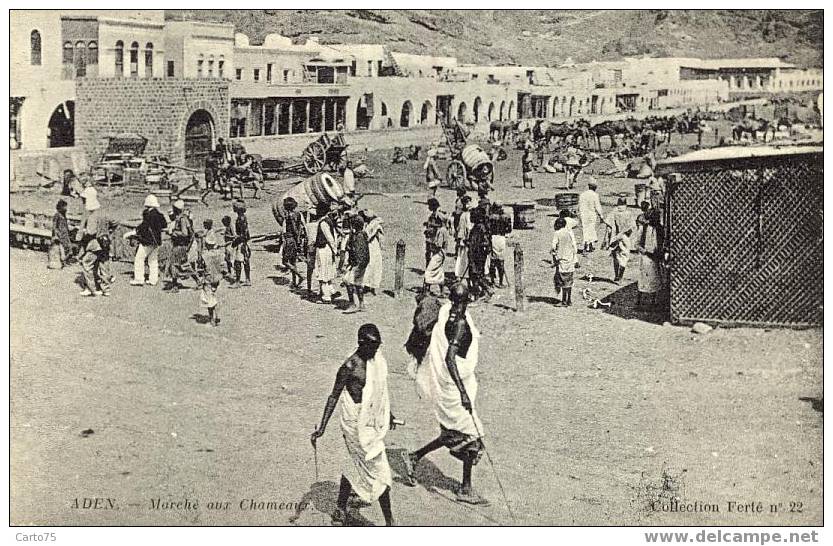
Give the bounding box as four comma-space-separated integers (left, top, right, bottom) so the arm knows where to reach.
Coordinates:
167, 9, 823, 68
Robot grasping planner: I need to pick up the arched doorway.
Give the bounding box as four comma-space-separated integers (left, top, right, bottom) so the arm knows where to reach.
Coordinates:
508, 101, 514, 120
355, 95, 373, 130
487, 102, 495, 121
473, 97, 482, 122
499, 101, 506, 121
552, 97, 559, 117
184, 109, 214, 169
400, 100, 412, 128
569, 97, 576, 117
380, 102, 389, 128
457, 102, 467, 123
420, 100, 433, 124
47, 101, 74, 148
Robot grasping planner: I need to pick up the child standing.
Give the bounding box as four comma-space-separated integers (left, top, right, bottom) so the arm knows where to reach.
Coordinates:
198, 219, 224, 326
551, 217, 578, 306
341, 215, 370, 313
50, 199, 74, 268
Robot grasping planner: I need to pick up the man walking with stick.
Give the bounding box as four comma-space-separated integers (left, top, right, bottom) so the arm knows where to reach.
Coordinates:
310, 324, 397, 526
403, 283, 489, 506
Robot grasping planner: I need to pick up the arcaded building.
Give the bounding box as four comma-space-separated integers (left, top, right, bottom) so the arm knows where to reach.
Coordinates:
12, 9, 819, 181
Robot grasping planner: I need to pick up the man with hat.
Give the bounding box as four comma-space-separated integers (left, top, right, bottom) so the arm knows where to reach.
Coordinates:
131, 194, 167, 286
424, 148, 441, 197
313, 201, 341, 303
578, 177, 607, 254
165, 199, 195, 292
403, 283, 488, 505
311, 323, 397, 526
76, 192, 117, 297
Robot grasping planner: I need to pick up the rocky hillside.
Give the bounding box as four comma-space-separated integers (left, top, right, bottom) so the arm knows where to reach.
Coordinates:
167, 9, 823, 68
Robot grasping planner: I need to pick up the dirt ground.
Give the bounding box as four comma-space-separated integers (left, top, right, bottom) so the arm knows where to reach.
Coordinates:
10, 125, 823, 526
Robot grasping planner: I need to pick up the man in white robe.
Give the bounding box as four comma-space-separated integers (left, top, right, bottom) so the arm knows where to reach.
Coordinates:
311, 324, 396, 525
403, 283, 489, 505
578, 178, 607, 253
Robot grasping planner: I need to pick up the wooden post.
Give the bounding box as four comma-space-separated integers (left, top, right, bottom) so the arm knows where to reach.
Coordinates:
394, 239, 406, 296
513, 242, 525, 312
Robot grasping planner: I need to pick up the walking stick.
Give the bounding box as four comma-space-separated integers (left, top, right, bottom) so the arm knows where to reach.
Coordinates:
311, 427, 329, 525
467, 410, 517, 524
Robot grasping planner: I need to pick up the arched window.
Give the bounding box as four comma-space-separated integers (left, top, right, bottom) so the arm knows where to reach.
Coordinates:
129, 41, 139, 77
115, 41, 124, 77
74, 41, 87, 77
87, 41, 98, 66
218, 55, 225, 79
63, 42, 73, 64
208, 55, 214, 78
145, 43, 153, 78
30, 30, 42, 65
197, 54, 204, 78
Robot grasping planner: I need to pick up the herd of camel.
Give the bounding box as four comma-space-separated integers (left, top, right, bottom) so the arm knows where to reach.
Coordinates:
487, 111, 796, 151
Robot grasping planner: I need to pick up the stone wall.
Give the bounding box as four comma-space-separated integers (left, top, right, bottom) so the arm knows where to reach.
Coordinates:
75, 78, 229, 166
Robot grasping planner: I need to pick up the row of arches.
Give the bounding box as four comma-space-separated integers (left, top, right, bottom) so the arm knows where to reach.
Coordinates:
354, 92, 605, 131
355, 96, 519, 131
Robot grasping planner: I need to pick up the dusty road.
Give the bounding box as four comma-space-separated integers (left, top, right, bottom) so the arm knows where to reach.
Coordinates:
10, 128, 823, 526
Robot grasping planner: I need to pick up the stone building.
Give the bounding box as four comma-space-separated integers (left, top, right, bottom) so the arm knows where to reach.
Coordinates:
75, 78, 228, 168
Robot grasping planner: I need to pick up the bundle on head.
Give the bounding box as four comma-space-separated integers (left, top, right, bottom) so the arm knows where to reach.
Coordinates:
404, 293, 442, 365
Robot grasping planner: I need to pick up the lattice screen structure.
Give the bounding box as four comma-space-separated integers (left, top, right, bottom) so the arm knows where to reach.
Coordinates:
658, 147, 823, 328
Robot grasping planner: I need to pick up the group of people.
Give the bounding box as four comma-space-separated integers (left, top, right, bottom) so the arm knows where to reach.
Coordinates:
203, 137, 265, 201
310, 282, 489, 526
549, 176, 666, 307
273, 198, 384, 313
422, 188, 512, 302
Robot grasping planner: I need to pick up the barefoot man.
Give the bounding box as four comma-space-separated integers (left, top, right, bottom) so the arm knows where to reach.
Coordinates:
310, 324, 397, 526
404, 283, 489, 505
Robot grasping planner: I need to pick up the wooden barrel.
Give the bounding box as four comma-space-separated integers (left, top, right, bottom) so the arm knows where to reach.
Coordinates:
634, 183, 648, 207
284, 172, 343, 212
461, 144, 490, 171
554, 192, 579, 214
284, 179, 316, 211
511, 201, 536, 229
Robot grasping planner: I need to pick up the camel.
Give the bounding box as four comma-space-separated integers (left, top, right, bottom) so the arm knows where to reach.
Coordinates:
733, 118, 771, 142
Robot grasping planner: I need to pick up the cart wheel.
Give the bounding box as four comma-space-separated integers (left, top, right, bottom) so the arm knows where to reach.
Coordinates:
303, 142, 326, 174
334, 150, 348, 172
446, 160, 466, 189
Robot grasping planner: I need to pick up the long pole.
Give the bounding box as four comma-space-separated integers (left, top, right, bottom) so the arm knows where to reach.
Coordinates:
468, 412, 516, 524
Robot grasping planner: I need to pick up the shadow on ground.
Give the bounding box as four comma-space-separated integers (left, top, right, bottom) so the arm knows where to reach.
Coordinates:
601, 282, 669, 325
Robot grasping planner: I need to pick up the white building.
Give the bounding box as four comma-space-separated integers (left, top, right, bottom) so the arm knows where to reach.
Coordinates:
163, 21, 235, 79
